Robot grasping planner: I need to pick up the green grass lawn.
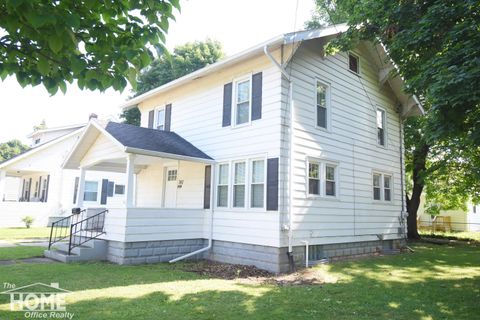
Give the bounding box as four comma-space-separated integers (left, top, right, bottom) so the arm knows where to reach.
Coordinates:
419, 230, 480, 242
0, 246, 44, 260
0, 242, 478, 319
0, 227, 51, 240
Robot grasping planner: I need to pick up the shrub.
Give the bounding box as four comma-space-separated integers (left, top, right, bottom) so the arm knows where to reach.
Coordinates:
21, 216, 34, 228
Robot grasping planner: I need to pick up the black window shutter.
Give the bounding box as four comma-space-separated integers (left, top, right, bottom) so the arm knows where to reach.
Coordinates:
21, 179, 26, 201
148, 110, 155, 128
266, 158, 279, 211
203, 165, 211, 209
165, 104, 172, 131
100, 179, 108, 205
107, 181, 114, 197
27, 178, 32, 201
251, 72, 263, 121
44, 175, 50, 202
222, 83, 232, 127
73, 177, 79, 204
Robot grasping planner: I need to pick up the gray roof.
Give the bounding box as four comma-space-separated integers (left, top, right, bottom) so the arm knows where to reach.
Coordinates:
105, 122, 213, 160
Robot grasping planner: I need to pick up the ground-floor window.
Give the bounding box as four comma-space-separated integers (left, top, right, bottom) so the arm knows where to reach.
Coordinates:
83, 181, 99, 202
372, 172, 392, 202
307, 159, 338, 198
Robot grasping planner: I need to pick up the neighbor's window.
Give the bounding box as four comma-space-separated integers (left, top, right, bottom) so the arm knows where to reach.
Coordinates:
84, 181, 98, 201
316, 80, 329, 129
251, 160, 265, 208
114, 184, 125, 195
217, 164, 229, 207
348, 53, 359, 73
233, 162, 246, 208
308, 162, 320, 195
373, 173, 392, 201
235, 79, 251, 125
156, 108, 166, 130
377, 108, 386, 146
325, 165, 336, 196
167, 169, 177, 181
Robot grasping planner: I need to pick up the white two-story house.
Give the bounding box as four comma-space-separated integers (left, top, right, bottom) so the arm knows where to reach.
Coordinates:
45, 25, 423, 272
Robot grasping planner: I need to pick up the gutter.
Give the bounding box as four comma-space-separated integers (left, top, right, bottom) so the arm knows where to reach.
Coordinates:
264, 44, 296, 270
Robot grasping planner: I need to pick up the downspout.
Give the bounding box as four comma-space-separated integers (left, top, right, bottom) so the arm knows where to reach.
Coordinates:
398, 109, 409, 246
264, 44, 296, 271
169, 164, 215, 263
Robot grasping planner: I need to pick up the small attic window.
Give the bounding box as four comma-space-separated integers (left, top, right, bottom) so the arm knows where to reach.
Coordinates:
348, 53, 359, 74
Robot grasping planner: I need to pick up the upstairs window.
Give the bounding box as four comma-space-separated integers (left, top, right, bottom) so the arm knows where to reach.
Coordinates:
156, 108, 166, 130
316, 80, 330, 129
234, 79, 251, 125
348, 53, 359, 74
376, 108, 386, 146
217, 164, 229, 207
373, 173, 392, 202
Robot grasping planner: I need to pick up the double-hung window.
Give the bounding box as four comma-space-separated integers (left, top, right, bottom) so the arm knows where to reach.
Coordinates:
233, 162, 246, 208
308, 160, 337, 197
348, 53, 359, 74
373, 173, 392, 201
217, 164, 229, 207
83, 181, 98, 202
234, 79, 251, 126
250, 160, 265, 208
376, 108, 386, 146
316, 80, 330, 129
156, 108, 166, 130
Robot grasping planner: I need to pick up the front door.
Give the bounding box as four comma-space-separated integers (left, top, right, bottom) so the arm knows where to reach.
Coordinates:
163, 167, 178, 208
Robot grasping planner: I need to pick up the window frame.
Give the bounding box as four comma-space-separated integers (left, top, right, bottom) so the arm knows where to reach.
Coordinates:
231, 74, 253, 128
376, 106, 387, 147
214, 156, 267, 211
232, 160, 247, 208
348, 52, 360, 74
372, 171, 393, 202
155, 106, 166, 131
250, 158, 266, 209
315, 78, 331, 131
306, 158, 339, 199
216, 163, 230, 208
83, 180, 99, 202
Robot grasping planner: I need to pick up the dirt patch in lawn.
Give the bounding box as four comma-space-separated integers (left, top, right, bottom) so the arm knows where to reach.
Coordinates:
183, 261, 330, 286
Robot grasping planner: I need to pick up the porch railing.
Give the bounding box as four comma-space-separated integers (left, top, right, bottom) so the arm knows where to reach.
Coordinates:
48, 210, 85, 249
68, 210, 107, 254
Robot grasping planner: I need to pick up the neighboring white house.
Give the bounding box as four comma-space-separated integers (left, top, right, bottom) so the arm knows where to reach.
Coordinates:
417, 196, 480, 232
44, 25, 423, 272
0, 120, 125, 227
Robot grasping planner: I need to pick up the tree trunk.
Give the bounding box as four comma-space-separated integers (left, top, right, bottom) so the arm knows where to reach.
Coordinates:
406, 143, 430, 239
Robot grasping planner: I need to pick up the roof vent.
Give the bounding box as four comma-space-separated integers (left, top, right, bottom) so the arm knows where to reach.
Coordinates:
89, 113, 98, 121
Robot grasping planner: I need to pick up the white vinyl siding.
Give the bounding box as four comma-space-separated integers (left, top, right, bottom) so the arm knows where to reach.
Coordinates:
285, 43, 404, 247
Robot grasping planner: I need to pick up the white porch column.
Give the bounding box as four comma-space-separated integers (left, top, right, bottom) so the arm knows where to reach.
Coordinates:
0, 170, 6, 202
76, 167, 86, 208
125, 154, 136, 208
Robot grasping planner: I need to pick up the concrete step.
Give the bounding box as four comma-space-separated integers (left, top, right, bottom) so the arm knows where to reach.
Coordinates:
45, 239, 107, 263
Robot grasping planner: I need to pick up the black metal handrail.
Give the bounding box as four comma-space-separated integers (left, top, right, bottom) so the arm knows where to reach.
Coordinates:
48, 210, 86, 249
68, 210, 107, 254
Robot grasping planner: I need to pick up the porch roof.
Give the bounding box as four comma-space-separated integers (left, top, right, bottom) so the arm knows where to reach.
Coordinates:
63, 121, 214, 170
105, 122, 213, 161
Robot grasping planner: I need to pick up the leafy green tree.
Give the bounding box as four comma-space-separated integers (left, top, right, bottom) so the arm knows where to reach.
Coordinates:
0, 139, 29, 162
308, 0, 480, 238
0, 0, 180, 94
121, 39, 224, 125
